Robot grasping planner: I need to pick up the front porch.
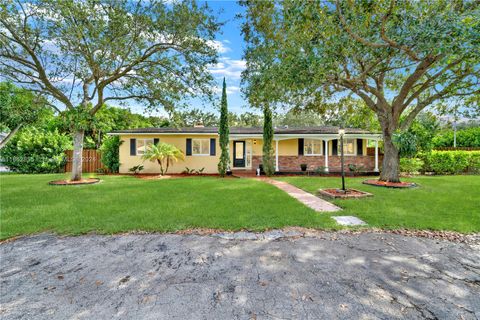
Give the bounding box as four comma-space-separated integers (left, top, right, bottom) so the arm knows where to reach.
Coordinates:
229, 133, 383, 174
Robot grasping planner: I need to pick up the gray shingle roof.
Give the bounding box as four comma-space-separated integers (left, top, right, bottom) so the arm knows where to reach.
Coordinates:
109, 126, 376, 135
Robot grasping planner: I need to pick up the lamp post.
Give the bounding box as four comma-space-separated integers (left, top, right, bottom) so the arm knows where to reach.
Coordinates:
338, 128, 346, 192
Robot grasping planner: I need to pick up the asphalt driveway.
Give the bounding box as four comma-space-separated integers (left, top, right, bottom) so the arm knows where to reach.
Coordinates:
1, 231, 479, 319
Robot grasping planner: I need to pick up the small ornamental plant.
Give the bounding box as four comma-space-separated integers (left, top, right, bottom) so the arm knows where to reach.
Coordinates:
142, 143, 184, 176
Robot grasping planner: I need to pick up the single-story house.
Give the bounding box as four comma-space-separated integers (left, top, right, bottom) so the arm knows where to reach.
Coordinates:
109, 126, 383, 174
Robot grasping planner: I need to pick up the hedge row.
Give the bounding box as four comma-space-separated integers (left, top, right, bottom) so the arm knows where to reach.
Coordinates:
419, 150, 480, 174
432, 127, 480, 148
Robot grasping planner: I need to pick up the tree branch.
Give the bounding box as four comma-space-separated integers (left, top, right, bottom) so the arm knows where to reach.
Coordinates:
379, 0, 421, 61
402, 58, 465, 109
393, 54, 442, 112
1, 20, 74, 109
0, 123, 22, 149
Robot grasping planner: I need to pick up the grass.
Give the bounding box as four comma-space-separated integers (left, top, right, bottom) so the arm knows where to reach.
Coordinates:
277, 175, 480, 233
0, 174, 337, 240
1, 174, 478, 240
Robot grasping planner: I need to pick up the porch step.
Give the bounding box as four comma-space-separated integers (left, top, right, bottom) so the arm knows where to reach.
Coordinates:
261, 179, 342, 212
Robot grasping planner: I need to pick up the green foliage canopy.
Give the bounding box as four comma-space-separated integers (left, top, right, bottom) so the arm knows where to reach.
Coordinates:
0, 82, 51, 147
241, 0, 480, 182
0, 127, 71, 173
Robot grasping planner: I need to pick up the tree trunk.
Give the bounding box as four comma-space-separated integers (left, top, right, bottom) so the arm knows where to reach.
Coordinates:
379, 129, 400, 182
71, 129, 85, 181
165, 157, 170, 175
157, 159, 164, 176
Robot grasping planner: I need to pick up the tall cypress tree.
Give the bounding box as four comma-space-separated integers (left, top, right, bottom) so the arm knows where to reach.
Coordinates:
218, 78, 230, 176
262, 104, 275, 176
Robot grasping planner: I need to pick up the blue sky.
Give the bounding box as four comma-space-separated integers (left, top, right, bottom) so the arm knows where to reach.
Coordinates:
127, 1, 250, 117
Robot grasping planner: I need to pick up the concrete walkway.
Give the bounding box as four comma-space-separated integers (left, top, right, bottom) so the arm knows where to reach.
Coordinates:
262, 178, 341, 212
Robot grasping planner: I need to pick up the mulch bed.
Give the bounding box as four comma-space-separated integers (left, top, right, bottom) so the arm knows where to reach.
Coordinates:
318, 188, 373, 199
48, 178, 101, 186
135, 175, 178, 180
363, 179, 416, 188
134, 173, 236, 180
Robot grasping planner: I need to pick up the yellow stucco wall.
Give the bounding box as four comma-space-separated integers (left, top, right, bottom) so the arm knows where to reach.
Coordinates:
119, 134, 220, 174
118, 135, 370, 173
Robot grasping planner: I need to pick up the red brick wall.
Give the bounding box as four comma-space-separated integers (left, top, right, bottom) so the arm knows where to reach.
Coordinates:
252, 155, 382, 172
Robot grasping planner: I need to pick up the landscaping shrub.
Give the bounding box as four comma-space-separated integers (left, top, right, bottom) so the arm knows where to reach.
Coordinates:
100, 135, 123, 173
399, 158, 424, 175
420, 151, 480, 174
0, 127, 71, 173
432, 127, 480, 148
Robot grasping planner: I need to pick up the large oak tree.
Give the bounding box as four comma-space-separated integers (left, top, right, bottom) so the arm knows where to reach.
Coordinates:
1, 0, 220, 180
241, 0, 479, 182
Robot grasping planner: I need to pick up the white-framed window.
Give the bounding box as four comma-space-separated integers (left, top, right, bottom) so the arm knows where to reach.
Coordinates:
192, 138, 210, 155
136, 139, 154, 155
338, 139, 356, 156
304, 139, 323, 156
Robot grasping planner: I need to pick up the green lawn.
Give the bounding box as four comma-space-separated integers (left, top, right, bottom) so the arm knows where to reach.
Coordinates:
277, 175, 480, 233
0, 174, 336, 240
1, 174, 478, 240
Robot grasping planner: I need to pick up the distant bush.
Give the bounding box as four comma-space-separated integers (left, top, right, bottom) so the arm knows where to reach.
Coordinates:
432, 127, 480, 148
100, 135, 123, 173
420, 151, 480, 174
399, 158, 424, 175
0, 128, 71, 173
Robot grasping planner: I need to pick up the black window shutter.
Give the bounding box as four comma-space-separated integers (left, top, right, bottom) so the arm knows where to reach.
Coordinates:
298, 138, 304, 155
356, 139, 363, 155
130, 138, 136, 156
186, 138, 192, 156
210, 138, 216, 156
332, 140, 338, 155
153, 138, 159, 145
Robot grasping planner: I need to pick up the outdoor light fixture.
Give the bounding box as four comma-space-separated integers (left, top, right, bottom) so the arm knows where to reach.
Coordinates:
338, 128, 346, 192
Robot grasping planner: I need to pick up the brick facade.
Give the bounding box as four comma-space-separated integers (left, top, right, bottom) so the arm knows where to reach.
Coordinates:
252, 155, 382, 172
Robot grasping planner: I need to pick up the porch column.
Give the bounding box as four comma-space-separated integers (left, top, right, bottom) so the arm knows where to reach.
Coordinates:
324, 139, 329, 172
374, 140, 379, 172
275, 139, 279, 172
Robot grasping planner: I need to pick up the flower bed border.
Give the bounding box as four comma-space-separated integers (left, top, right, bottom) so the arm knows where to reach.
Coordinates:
48, 178, 101, 186
363, 179, 416, 188
318, 188, 373, 199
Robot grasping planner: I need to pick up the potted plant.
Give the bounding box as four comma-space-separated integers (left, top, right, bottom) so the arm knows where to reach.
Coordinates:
300, 163, 308, 172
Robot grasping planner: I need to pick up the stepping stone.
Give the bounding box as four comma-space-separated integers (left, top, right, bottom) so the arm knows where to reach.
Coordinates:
332, 216, 367, 226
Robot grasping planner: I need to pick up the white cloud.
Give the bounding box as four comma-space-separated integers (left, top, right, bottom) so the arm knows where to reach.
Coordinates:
207, 40, 231, 54
209, 57, 246, 79
213, 85, 241, 95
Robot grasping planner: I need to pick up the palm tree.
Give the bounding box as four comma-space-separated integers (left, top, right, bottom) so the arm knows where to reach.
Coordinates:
142, 142, 185, 176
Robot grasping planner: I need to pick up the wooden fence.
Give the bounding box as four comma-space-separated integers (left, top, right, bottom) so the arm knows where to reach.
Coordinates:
64, 149, 104, 173
434, 147, 480, 151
